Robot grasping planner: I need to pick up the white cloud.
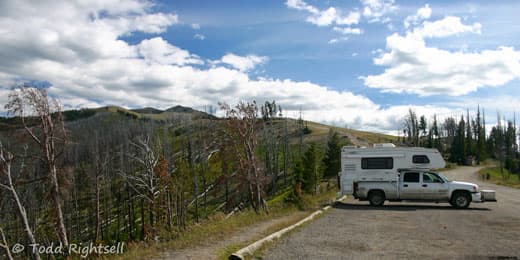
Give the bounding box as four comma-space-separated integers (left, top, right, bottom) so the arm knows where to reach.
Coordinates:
414, 16, 481, 38
194, 34, 205, 40
137, 37, 203, 65
404, 4, 431, 28
220, 53, 268, 72
362, 12, 520, 96
191, 23, 201, 30
333, 26, 362, 35
0, 0, 477, 134
285, 0, 319, 14
286, 0, 360, 27
362, 0, 398, 23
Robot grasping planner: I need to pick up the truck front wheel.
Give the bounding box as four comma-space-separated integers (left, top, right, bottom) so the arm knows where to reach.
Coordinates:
368, 190, 385, 206
451, 191, 471, 209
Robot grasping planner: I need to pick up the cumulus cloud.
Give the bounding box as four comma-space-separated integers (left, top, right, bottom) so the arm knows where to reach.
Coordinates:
285, 0, 363, 43
362, 10, 520, 96
413, 16, 481, 38
404, 4, 431, 28
220, 53, 268, 72
286, 0, 360, 27
137, 37, 203, 65
362, 0, 398, 23
0, 0, 471, 134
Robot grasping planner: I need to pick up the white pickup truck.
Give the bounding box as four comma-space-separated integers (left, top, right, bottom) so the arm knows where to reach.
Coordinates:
339, 144, 496, 208
355, 169, 496, 208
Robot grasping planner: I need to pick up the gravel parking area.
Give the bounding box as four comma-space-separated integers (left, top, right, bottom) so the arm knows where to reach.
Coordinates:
264, 167, 520, 259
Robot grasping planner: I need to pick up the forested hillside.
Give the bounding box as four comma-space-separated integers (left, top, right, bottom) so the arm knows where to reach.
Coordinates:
0, 87, 375, 259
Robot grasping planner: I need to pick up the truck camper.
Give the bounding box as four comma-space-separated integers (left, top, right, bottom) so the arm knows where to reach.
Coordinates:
339, 144, 496, 208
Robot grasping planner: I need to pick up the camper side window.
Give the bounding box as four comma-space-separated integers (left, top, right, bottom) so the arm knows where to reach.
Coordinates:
361, 157, 393, 169
412, 155, 430, 164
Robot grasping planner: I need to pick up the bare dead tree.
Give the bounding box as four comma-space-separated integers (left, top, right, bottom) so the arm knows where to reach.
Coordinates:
5, 86, 70, 246
118, 136, 160, 231
0, 144, 40, 260
90, 131, 110, 242
0, 226, 13, 260
220, 101, 269, 214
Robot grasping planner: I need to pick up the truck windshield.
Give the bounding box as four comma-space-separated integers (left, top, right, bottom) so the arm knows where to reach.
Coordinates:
435, 172, 450, 182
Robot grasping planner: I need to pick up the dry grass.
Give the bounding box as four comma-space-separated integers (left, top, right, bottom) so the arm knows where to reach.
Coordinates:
217, 188, 339, 260
104, 187, 338, 260
478, 167, 520, 189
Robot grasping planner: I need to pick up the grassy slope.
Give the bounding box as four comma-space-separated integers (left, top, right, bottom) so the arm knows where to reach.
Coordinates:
1, 106, 397, 259
111, 188, 338, 260
305, 121, 397, 146
478, 165, 520, 189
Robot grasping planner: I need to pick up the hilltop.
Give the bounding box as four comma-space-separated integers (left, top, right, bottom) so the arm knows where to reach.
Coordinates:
1, 105, 396, 147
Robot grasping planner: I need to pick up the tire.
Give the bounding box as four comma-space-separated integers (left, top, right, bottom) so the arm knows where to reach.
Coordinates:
368, 190, 385, 206
451, 191, 471, 209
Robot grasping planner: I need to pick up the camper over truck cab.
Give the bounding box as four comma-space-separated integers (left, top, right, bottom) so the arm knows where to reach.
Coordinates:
339, 144, 496, 208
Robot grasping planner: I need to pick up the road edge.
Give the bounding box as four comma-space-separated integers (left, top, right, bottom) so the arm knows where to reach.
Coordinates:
228, 195, 346, 260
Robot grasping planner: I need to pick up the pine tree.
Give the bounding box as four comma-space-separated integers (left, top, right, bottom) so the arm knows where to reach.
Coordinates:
476, 106, 487, 164
465, 109, 473, 157
322, 129, 341, 178
451, 116, 466, 164
419, 115, 428, 146
432, 114, 441, 151
302, 143, 320, 194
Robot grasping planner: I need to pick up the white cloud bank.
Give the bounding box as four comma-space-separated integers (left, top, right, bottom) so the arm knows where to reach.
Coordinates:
0, 0, 493, 134
363, 10, 520, 96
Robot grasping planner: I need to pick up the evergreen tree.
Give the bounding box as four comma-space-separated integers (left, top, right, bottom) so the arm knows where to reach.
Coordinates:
322, 129, 341, 178
451, 116, 466, 164
476, 106, 487, 164
432, 115, 441, 151
419, 115, 428, 146
465, 110, 473, 157
302, 143, 320, 194
292, 158, 304, 197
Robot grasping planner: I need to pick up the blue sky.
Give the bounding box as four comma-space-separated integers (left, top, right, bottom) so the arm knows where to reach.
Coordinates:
0, 0, 519, 134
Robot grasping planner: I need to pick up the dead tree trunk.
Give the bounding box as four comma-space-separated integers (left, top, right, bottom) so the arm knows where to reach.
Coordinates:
0, 226, 13, 260
6, 86, 69, 246
0, 145, 41, 260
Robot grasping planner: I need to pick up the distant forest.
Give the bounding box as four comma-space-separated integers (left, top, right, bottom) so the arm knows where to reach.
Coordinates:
399, 108, 519, 173
0, 86, 344, 259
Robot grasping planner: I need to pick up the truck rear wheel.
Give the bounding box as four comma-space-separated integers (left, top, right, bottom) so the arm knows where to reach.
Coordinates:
451, 191, 471, 209
368, 190, 385, 206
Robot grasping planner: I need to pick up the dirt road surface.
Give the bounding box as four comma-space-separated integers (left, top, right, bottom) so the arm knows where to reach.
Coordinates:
264, 167, 520, 259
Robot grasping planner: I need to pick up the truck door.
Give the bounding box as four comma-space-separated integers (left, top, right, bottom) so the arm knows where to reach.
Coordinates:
400, 172, 422, 199
421, 172, 449, 200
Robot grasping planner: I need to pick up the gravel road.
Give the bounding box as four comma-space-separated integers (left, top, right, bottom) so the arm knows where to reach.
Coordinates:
264, 167, 520, 259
